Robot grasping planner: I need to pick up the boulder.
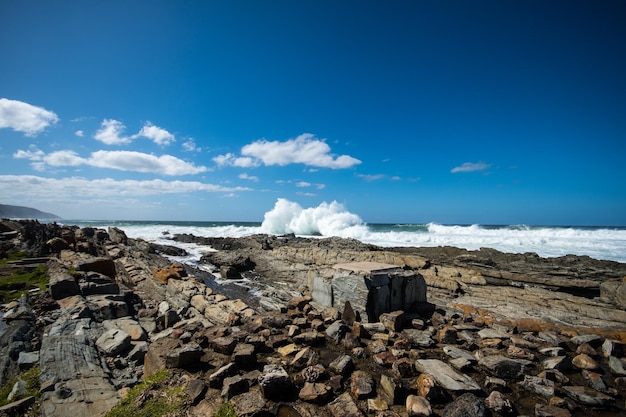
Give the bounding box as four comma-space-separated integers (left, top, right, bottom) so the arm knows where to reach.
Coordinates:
415, 359, 481, 393
95, 328, 131, 356
165, 343, 202, 369
299, 382, 332, 403
406, 395, 432, 417
258, 365, 296, 402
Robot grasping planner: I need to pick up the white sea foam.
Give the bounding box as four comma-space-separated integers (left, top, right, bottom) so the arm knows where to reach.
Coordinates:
68, 199, 626, 263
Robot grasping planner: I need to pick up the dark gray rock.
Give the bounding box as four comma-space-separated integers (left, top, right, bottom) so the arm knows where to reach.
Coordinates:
442, 393, 486, 417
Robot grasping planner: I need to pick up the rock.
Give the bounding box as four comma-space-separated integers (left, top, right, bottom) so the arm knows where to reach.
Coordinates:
543, 356, 572, 373
96, 328, 131, 356
47, 237, 71, 252
165, 343, 202, 369
221, 375, 249, 400
570, 334, 602, 347
290, 347, 320, 369
47, 260, 80, 300
186, 379, 207, 405
485, 391, 513, 415
540, 347, 565, 357
438, 326, 458, 344
380, 374, 405, 405
212, 336, 237, 355
208, 363, 238, 389
572, 353, 599, 371
519, 375, 555, 398
232, 343, 256, 370
327, 392, 364, 417
416, 373, 446, 404
380, 310, 405, 332
561, 385, 615, 408
442, 392, 486, 417
17, 351, 39, 370
350, 370, 375, 399
325, 321, 349, 344
608, 355, 626, 376
7, 380, 26, 402
478, 355, 530, 380
582, 370, 607, 392
443, 345, 476, 363
0, 396, 36, 415
393, 357, 415, 378
534, 404, 571, 417
367, 397, 389, 413
403, 329, 435, 348
103, 318, 147, 341
602, 339, 626, 358
258, 365, 296, 402
406, 394, 432, 417
299, 382, 332, 403
477, 328, 509, 339
328, 354, 354, 377
414, 359, 481, 392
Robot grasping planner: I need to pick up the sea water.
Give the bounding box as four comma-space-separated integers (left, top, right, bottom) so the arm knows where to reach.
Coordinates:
65, 198, 626, 264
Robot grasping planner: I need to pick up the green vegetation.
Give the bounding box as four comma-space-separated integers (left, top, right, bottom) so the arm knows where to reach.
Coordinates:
214, 402, 237, 417
0, 264, 48, 301
0, 366, 41, 407
0, 251, 29, 265
104, 370, 189, 417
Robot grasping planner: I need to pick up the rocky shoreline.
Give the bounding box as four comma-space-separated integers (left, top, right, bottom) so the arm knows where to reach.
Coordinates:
0, 220, 625, 416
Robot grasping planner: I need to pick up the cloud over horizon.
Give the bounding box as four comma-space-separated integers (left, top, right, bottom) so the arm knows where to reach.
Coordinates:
14, 147, 207, 176
0, 98, 59, 136
94, 119, 176, 146
214, 134, 361, 169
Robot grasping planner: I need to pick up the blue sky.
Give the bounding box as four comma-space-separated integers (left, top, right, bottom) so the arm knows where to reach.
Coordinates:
1, 1, 625, 225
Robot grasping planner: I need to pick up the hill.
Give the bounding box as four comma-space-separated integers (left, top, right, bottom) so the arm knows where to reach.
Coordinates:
0, 204, 60, 220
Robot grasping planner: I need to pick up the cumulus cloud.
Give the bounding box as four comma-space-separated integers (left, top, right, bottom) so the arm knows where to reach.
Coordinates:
451, 162, 491, 173
0, 98, 59, 136
75, 130, 84, 137
133, 122, 175, 146
94, 119, 131, 145
238, 173, 259, 182
94, 119, 176, 146
296, 181, 312, 187
214, 134, 361, 169
0, 175, 250, 201
182, 139, 201, 152
13, 147, 207, 176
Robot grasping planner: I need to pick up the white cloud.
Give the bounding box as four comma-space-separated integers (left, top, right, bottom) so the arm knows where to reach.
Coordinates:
357, 173, 386, 182
451, 162, 491, 173
238, 173, 259, 182
296, 192, 317, 197
391, 176, 401, 181
182, 139, 201, 152
0, 175, 250, 201
133, 122, 175, 146
89, 150, 206, 175
212, 153, 259, 168
0, 98, 59, 136
214, 133, 361, 169
13, 147, 207, 176
296, 181, 312, 187
316, 183, 326, 189
94, 119, 131, 145
75, 130, 84, 137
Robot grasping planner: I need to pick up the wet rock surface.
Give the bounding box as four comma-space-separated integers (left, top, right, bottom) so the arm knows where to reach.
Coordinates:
0, 219, 626, 416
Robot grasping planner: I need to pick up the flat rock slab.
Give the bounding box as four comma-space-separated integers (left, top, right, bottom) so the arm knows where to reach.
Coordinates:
415, 359, 481, 392
561, 386, 615, 408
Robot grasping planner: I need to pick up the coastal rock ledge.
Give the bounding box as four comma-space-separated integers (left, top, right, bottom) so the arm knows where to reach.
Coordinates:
0, 219, 625, 417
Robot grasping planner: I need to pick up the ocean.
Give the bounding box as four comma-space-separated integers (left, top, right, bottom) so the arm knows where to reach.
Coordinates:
63, 200, 626, 264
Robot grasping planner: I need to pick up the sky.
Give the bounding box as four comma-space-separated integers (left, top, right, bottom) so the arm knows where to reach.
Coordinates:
1, 1, 625, 225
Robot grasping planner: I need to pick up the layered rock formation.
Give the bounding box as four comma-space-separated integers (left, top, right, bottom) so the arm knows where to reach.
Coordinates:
0, 220, 625, 417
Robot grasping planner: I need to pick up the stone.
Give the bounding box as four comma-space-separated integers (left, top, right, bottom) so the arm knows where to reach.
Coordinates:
438, 326, 458, 344
300, 365, 326, 383
290, 347, 320, 369
570, 334, 602, 347
212, 336, 237, 355
576, 342, 598, 356
602, 339, 626, 358
209, 363, 238, 389
128, 341, 148, 363
342, 300, 357, 325
299, 382, 332, 403
258, 365, 296, 402
380, 374, 405, 405
442, 392, 486, 417
95, 328, 131, 356
0, 396, 36, 415
415, 359, 481, 392
543, 356, 572, 373
507, 345, 534, 360
380, 311, 405, 332
374, 351, 397, 367
350, 370, 375, 399
17, 351, 39, 370
519, 375, 555, 398
572, 353, 599, 370
582, 370, 607, 392
393, 357, 415, 378
535, 404, 571, 417
484, 391, 513, 415
232, 343, 256, 370
327, 392, 363, 417
403, 329, 435, 348
406, 394, 432, 417
608, 355, 626, 376
325, 321, 349, 344
165, 343, 202, 369
416, 373, 446, 404
443, 345, 476, 363
328, 354, 354, 377
47, 260, 80, 300
294, 331, 325, 345
477, 328, 509, 339
368, 397, 389, 413
221, 375, 249, 400
538, 369, 570, 384
186, 379, 207, 405
540, 347, 565, 357
277, 343, 300, 357
478, 355, 530, 380
104, 318, 147, 341
561, 385, 615, 408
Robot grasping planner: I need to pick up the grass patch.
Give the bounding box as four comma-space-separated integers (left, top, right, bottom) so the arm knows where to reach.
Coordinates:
0, 251, 29, 265
0, 264, 48, 302
104, 370, 189, 417
0, 366, 41, 407
214, 402, 237, 417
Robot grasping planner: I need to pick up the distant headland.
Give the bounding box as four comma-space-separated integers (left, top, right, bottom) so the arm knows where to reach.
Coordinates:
0, 203, 60, 220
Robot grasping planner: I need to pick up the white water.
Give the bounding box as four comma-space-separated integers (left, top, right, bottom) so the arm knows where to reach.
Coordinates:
71, 199, 626, 263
